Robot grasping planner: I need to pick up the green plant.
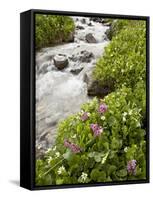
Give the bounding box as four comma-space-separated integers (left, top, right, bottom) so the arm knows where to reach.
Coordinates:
36, 86, 146, 185
94, 20, 146, 90
35, 14, 75, 49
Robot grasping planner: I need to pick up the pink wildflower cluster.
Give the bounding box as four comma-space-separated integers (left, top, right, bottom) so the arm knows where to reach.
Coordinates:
90, 124, 103, 137
127, 160, 137, 175
81, 112, 89, 121
64, 139, 81, 153
98, 103, 108, 114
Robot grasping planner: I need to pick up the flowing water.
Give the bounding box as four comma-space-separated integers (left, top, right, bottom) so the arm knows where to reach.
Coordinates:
36, 16, 109, 157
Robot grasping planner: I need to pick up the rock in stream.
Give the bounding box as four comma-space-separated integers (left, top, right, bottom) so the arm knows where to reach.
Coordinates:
36, 16, 109, 157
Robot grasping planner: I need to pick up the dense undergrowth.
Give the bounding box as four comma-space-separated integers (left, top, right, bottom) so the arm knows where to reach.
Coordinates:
35, 14, 75, 49
36, 18, 147, 185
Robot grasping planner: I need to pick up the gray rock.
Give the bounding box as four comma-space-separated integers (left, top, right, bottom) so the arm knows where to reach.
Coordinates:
70, 67, 84, 75
79, 50, 94, 62
76, 25, 85, 30
83, 71, 114, 97
53, 54, 68, 70
90, 17, 103, 23
69, 50, 94, 63
85, 33, 97, 43
81, 18, 86, 24
88, 22, 93, 26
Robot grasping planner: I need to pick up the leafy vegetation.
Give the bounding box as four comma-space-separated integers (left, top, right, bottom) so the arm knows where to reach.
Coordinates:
94, 20, 146, 90
35, 18, 147, 185
36, 86, 146, 185
35, 14, 75, 49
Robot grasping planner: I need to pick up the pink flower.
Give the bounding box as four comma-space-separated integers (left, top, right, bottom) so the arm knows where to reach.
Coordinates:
90, 123, 103, 137
127, 160, 137, 175
64, 139, 71, 148
81, 112, 89, 121
98, 103, 108, 114
70, 143, 81, 153
64, 139, 81, 153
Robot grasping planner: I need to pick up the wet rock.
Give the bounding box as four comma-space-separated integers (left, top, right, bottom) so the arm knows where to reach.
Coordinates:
69, 50, 94, 63
85, 33, 97, 43
39, 130, 50, 141
88, 22, 93, 26
53, 54, 68, 70
79, 50, 94, 62
76, 25, 85, 30
70, 67, 84, 75
90, 17, 103, 23
83, 71, 114, 97
81, 18, 86, 24
64, 32, 75, 42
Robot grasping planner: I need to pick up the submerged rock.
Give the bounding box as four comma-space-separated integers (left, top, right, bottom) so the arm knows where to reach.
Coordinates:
76, 25, 85, 30
85, 33, 97, 43
70, 67, 84, 75
53, 54, 68, 70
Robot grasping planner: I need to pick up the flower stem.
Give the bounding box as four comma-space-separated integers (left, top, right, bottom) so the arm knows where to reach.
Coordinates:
42, 157, 65, 177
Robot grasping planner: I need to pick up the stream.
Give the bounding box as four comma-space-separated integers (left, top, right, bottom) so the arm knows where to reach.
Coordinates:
36, 16, 109, 157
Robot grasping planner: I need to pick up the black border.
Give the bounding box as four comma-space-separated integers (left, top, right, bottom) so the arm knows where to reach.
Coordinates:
20, 9, 150, 190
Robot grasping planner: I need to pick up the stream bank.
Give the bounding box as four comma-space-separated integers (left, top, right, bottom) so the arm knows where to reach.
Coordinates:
36, 16, 110, 158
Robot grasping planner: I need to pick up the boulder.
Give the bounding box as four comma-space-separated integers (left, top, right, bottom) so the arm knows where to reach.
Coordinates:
85, 33, 97, 43
79, 50, 94, 63
53, 54, 68, 70
69, 51, 94, 63
83, 71, 114, 97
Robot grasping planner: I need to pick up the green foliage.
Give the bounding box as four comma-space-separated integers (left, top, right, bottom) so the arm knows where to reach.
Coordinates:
35, 18, 146, 186
94, 20, 146, 90
35, 14, 75, 49
36, 86, 146, 185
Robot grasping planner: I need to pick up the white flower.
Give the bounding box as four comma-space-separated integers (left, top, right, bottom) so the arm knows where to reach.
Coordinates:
123, 112, 128, 117
37, 144, 42, 150
101, 116, 106, 121
53, 146, 56, 151
57, 166, 66, 175
76, 116, 80, 120
87, 112, 91, 117
80, 172, 88, 182
123, 116, 126, 122
124, 147, 128, 152
55, 152, 60, 158
101, 152, 109, 164
72, 134, 76, 138
128, 110, 133, 115
112, 69, 115, 72
121, 69, 124, 73
136, 122, 141, 127
80, 110, 84, 114
46, 148, 52, 154
47, 156, 53, 164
